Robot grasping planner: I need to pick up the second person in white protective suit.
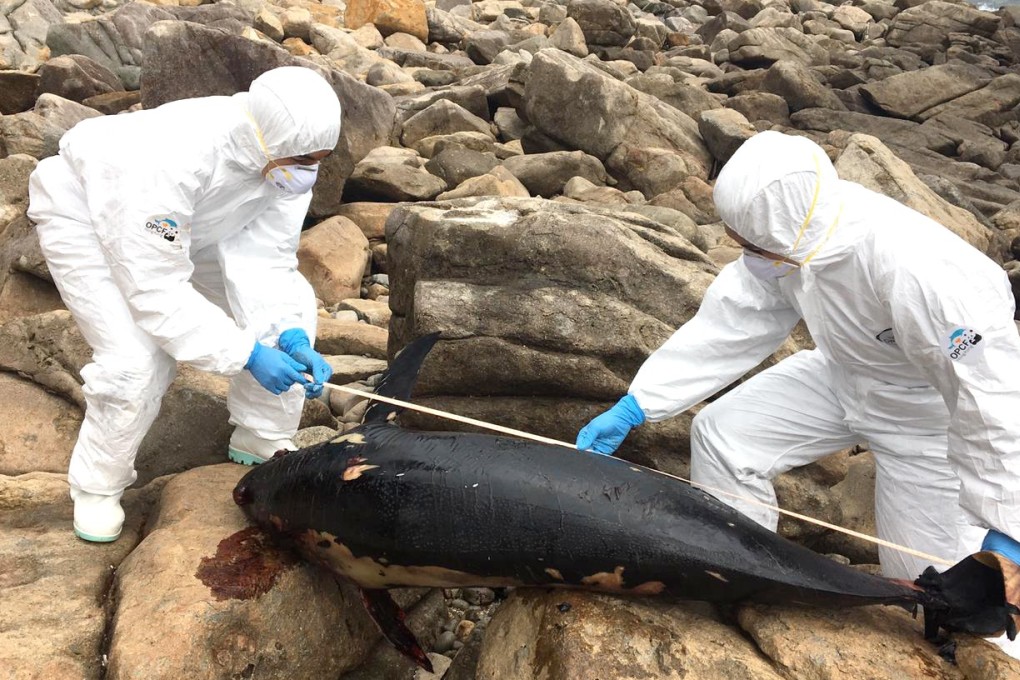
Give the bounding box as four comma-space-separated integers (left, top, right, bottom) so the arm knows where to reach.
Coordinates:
576, 131, 1020, 652
27, 66, 341, 543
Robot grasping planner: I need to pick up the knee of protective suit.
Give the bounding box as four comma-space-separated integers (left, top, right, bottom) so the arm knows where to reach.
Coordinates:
82, 355, 177, 408
690, 401, 763, 478
690, 402, 726, 459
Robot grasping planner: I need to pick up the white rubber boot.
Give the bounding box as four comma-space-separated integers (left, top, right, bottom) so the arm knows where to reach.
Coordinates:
71, 488, 124, 543
227, 426, 297, 466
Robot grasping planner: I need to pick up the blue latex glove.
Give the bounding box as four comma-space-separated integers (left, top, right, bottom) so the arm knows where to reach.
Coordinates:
278, 328, 333, 399
576, 394, 646, 455
982, 529, 1020, 565
246, 342, 309, 395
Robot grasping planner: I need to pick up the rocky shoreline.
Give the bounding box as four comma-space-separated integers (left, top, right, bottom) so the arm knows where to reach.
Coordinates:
3, 0, 1020, 676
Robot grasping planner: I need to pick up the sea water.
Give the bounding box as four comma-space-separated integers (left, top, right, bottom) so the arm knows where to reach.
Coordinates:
973, 0, 1020, 8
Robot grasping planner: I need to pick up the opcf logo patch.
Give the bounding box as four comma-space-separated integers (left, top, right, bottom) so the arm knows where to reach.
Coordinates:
941, 325, 984, 364
145, 216, 180, 243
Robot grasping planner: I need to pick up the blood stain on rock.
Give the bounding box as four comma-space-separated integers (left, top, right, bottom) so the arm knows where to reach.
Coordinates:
196, 526, 298, 601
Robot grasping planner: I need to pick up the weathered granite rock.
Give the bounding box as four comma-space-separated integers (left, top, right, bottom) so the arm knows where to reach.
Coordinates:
859, 64, 994, 120
106, 464, 381, 679
885, 1, 999, 56
1, 0, 62, 72
738, 604, 965, 679
344, 0, 429, 41
524, 49, 711, 192
501, 150, 609, 197
346, 147, 448, 202
834, 134, 999, 257
0, 72, 40, 114
0, 373, 80, 476
0, 471, 155, 680
698, 107, 757, 165
566, 0, 636, 47
46, 3, 253, 87
298, 216, 372, 306
316, 317, 389, 358
477, 591, 786, 680
792, 108, 956, 155
915, 74, 1020, 129
761, 59, 846, 112
726, 27, 831, 68
36, 54, 123, 103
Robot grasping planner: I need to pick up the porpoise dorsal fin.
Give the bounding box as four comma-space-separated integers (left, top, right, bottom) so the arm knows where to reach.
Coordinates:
363, 332, 441, 424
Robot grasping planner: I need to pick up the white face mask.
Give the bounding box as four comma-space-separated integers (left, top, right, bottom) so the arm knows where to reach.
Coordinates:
742, 251, 799, 280
265, 163, 319, 194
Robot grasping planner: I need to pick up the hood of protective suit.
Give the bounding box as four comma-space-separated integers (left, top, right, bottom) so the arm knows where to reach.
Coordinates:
245, 66, 342, 160
713, 131, 847, 267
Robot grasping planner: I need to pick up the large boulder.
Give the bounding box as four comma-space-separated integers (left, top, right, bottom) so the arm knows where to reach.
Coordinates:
725, 27, 831, 68
0, 471, 155, 679
387, 196, 723, 463
834, 134, 1000, 257
477, 591, 786, 680
791, 108, 956, 155
501, 151, 609, 197
523, 49, 711, 194
737, 604, 965, 679
0, 0, 62, 72
36, 54, 124, 104
859, 64, 994, 120
46, 3, 254, 89
885, 1, 999, 56
297, 216, 372, 306
139, 21, 395, 218
915, 74, 1020, 129
344, 0, 429, 42
0, 373, 80, 476
566, 0, 637, 47
106, 464, 385, 678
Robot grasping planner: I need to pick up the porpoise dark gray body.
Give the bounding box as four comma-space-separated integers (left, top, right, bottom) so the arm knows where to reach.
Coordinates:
239, 422, 921, 605
233, 334, 1017, 671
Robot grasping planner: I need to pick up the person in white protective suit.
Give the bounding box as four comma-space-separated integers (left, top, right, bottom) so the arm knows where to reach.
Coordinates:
576, 131, 1020, 654
26, 66, 341, 543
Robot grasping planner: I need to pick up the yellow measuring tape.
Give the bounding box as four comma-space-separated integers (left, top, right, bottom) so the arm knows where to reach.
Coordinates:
322, 382, 954, 566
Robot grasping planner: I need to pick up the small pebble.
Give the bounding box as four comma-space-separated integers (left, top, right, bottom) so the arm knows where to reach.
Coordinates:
463, 587, 495, 605
332, 310, 360, 323
455, 619, 475, 640
452, 640, 464, 650
434, 630, 457, 653
450, 598, 470, 611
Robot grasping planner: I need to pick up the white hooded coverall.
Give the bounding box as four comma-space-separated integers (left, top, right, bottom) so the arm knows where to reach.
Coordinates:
629, 132, 1020, 584
26, 66, 342, 496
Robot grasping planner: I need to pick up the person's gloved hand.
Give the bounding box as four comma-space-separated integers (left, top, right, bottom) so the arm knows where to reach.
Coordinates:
278, 328, 333, 399
246, 342, 309, 395
983, 529, 1020, 566
576, 394, 646, 455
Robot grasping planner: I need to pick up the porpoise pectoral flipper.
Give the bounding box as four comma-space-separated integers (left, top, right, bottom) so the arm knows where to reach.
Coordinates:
359, 588, 434, 672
